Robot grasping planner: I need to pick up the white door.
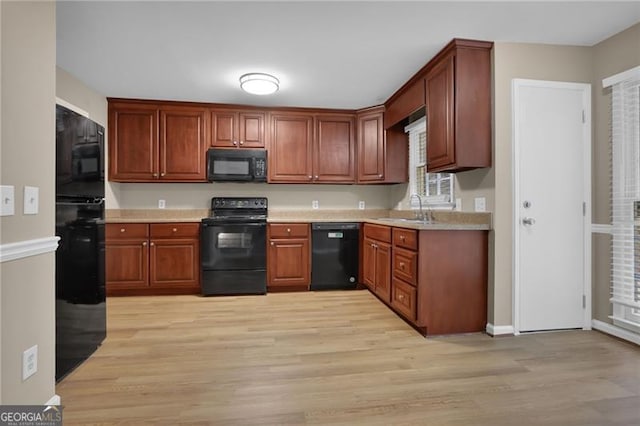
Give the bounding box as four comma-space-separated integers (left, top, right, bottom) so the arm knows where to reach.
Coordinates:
513, 79, 591, 333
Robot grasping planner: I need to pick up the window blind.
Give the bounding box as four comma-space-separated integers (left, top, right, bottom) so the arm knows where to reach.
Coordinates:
607, 68, 640, 329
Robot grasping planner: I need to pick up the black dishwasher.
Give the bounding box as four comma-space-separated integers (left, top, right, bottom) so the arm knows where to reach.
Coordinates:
311, 223, 360, 290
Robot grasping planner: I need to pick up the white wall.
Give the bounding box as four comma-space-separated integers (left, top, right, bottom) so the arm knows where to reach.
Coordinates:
0, 1, 56, 404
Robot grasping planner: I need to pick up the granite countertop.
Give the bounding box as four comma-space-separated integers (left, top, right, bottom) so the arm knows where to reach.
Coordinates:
105, 208, 492, 230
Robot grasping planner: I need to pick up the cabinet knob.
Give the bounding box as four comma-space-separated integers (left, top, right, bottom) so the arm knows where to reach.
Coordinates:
314, 175, 319, 180
378, 174, 383, 178
172, 228, 177, 232
308, 175, 312, 180
152, 173, 159, 178
399, 262, 405, 269
142, 241, 147, 246
233, 141, 238, 146
161, 172, 166, 177
150, 242, 155, 246
239, 141, 244, 145
399, 294, 404, 300
120, 228, 125, 233
400, 235, 405, 240
270, 241, 274, 246
287, 228, 291, 233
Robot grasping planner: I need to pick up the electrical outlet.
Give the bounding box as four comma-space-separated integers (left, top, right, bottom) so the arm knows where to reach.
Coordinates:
474, 197, 486, 212
158, 199, 166, 209
455, 198, 462, 212
358, 201, 365, 210
312, 200, 319, 209
22, 345, 37, 381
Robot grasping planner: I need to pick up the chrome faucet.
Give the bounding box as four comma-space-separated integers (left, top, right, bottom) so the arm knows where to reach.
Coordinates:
410, 193, 433, 223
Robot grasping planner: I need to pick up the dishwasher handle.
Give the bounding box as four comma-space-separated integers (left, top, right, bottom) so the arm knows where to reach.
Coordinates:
311, 222, 360, 231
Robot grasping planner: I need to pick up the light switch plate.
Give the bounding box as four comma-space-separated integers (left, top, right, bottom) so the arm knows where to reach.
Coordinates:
0, 185, 15, 216
23, 186, 39, 215
474, 197, 486, 212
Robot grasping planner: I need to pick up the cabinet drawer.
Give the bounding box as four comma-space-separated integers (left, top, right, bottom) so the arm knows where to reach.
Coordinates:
150, 223, 200, 238
106, 223, 149, 240
393, 228, 418, 250
391, 278, 416, 321
269, 223, 309, 238
392, 246, 418, 286
363, 223, 391, 243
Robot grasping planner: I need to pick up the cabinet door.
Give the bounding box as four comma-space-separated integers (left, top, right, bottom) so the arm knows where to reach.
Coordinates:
357, 110, 385, 182
375, 241, 391, 303
314, 115, 355, 182
109, 104, 158, 181
149, 238, 199, 289
160, 107, 207, 181
211, 110, 237, 147
267, 238, 310, 287
362, 237, 377, 289
269, 114, 313, 182
238, 112, 265, 148
106, 239, 149, 292
425, 54, 455, 170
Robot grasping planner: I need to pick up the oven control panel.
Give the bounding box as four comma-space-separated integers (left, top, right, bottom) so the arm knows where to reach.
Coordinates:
211, 197, 268, 210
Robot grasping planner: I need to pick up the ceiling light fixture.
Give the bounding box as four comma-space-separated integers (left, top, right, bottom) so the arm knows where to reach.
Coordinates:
239, 73, 279, 95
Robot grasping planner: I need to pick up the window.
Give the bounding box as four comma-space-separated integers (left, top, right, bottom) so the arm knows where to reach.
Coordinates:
604, 66, 640, 332
405, 117, 454, 208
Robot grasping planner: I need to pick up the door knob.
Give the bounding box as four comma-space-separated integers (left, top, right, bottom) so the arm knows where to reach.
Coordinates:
522, 217, 536, 225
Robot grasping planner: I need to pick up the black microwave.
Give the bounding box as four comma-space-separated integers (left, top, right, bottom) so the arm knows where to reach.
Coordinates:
207, 148, 267, 182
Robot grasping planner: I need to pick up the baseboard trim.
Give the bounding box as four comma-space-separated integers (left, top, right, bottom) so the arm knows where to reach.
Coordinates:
0, 236, 60, 263
592, 319, 640, 345
45, 394, 61, 406
486, 323, 514, 336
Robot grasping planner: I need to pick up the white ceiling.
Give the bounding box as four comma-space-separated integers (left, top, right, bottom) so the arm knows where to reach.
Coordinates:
57, 1, 640, 110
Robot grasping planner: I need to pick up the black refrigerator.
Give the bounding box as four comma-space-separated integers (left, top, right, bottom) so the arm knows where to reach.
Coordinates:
55, 104, 106, 381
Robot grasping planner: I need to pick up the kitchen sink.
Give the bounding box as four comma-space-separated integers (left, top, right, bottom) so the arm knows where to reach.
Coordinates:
375, 217, 435, 224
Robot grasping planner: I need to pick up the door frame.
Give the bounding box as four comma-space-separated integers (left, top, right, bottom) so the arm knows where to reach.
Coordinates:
512, 78, 592, 334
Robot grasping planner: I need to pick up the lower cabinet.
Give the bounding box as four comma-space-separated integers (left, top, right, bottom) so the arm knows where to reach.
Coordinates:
362, 224, 392, 303
267, 223, 310, 292
363, 223, 488, 336
106, 222, 200, 296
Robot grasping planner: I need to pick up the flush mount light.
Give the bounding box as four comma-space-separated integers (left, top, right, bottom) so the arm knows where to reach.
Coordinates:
239, 73, 279, 95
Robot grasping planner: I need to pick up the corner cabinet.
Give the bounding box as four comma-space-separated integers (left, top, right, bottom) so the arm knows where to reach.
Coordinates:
269, 113, 356, 183
425, 39, 492, 172
267, 223, 310, 291
357, 107, 408, 184
108, 100, 208, 182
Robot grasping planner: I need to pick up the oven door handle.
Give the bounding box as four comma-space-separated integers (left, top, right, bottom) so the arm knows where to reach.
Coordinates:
202, 222, 267, 227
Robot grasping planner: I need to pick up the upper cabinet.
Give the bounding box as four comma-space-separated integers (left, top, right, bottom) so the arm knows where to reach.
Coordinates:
357, 107, 408, 184
109, 100, 208, 182
269, 112, 356, 183
211, 109, 265, 148
425, 39, 492, 172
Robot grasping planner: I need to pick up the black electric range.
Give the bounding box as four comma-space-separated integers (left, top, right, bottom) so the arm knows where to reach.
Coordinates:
200, 197, 268, 295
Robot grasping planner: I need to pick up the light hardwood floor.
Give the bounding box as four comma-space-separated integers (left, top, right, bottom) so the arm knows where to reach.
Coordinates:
57, 291, 640, 425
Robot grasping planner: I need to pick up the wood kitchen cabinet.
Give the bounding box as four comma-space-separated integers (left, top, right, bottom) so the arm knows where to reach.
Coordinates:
425, 39, 492, 172
269, 112, 356, 183
106, 222, 200, 296
369, 225, 488, 336
357, 107, 408, 184
108, 100, 208, 182
211, 109, 265, 148
267, 223, 310, 291
362, 223, 392, 303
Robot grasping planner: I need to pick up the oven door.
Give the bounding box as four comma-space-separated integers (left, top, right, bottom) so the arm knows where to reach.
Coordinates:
201, 222, 266, 271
